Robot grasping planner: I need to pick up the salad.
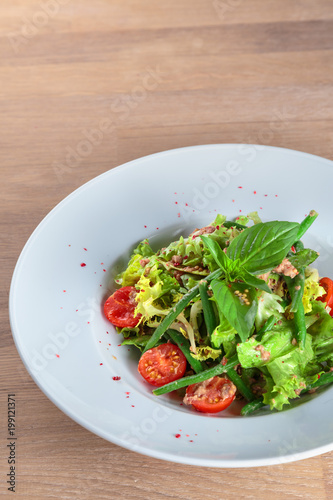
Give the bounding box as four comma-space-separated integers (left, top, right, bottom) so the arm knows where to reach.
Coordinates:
104, 210, 333, 415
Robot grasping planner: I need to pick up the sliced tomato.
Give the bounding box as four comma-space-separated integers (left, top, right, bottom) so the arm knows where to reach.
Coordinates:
138, 343, 187, 387
104, 286, 141, 328
184, 376, 236, 413
317, 277, 333, 316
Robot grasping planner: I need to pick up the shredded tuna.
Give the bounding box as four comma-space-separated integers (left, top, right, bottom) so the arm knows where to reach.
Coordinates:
140, 258, 150, 267
190, 225, 216, 238
171, 255, 183, 265
255, 344, 271, 361
273, 258, 298, 278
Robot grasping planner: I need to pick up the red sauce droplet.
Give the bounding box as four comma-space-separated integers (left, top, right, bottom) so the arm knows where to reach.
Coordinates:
144, 225, 147, 228
103, 269, 106, 272
112, 376, 121, 380
131, 405, 135, 407
80, 263, 86, 267
55, 354, 60, 358
100, 363, 103, 366
175, 434, 181, 438
253, 191, 257, 194
63, 290, 66, 292
175, 201, 178, 204
83, 248, 87, 251
189, 440, 193, 443
238, 186, 243, 189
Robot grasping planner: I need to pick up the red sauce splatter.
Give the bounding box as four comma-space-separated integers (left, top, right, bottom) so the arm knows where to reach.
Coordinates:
253, 191, 257, 194
275, 194, 278, 197
56, 354, 60, 358
131, 405, 135, 407
189, 440, 193, 443
238, 186, 243, 189
264, 194, 268, 197
175, 434, 181, 438
80, 263, 86, 267
83, 248, 87, 251
186, 434, 190, 437
232, 199, 235, 202
112, 376, 121, 380
125, 392, 130, 395
100, 363, 103, 366
63, 290, 66, 292
144, 225, 147, 228
68, 244, 71, 247
175, 201, 178, 204
239, 209, 242, 212
156, 227, 159, 230
103, 269, 106, 272
177, 213, 181, 218
260, 207, 263, 210
185, 203, 188, 206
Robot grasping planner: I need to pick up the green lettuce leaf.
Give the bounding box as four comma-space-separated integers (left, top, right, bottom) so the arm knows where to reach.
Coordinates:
262, 335, 314, 410
237, 325, 295, 369
255, 291, 285, 330
134, 264, 181, 321
302, 267, 326, 313
190, 345, 222, 361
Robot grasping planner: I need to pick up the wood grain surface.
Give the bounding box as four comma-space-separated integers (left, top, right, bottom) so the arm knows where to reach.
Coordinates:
2, 1, 333, 498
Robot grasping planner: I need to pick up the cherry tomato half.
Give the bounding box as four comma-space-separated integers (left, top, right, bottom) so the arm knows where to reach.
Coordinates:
138, 343, 187, 387
317, 277, 333, 316
104, 286, 141, 328
184, 376, 236, 413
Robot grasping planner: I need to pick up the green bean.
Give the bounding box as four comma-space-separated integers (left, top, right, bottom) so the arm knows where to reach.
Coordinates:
166, 329, 204, 374
296, 210, 318, 241
285, 269, 305, 313
199, 280, 217, 338
223, 221, 247, 230
153, 354, 239, 395
301, 370, 333, 393
226, 368, 255, 401
142, 269, 223, 354
240, 398, 265, 416
294, 299, 307, 349
255, 315, 276, 342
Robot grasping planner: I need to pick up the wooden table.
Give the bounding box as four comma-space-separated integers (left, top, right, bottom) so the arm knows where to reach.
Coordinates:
2, 1, 333, 498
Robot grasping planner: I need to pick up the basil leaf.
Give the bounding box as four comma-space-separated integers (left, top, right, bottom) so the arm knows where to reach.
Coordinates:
288, 248, 319, 270
211, 280, 258, 343
238, 268, 272, 294
201, 235, 231, 272
226, 221, 299, 275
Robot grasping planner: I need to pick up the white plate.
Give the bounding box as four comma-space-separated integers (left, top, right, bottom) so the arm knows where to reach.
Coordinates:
9, 144, 333, 467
